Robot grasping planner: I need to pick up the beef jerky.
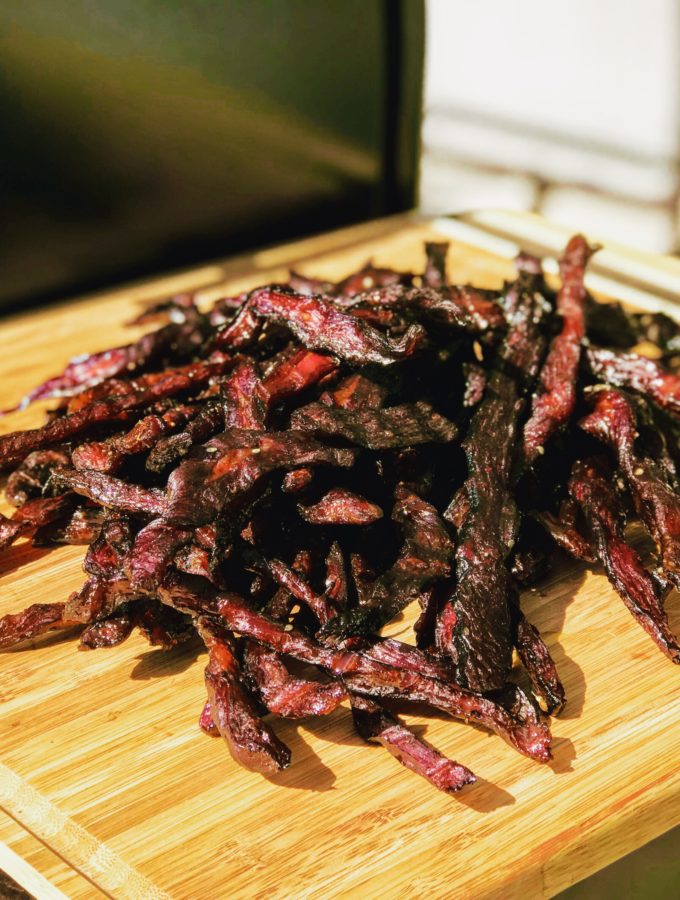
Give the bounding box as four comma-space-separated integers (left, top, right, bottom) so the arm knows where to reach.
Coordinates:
246, 286, 425, 365
569, 458, 680, 662
319, 373, 388, 411
586, 347, 680, 419
268, 559, 334, 626
291, 401, 457, 449
580, 388, 680, 588
79, 609, 134, 649
32, 505, 105, 547
51, 467, 167, 517
262, 350, 337, 406
5, 449, 71, 507
512, 608, 565, 715
281, 468, 314, 494
125, 519, 192, 591
298, 489, 383, 526
165, 430, 354, 526
197, 616, 291, 774
349, 694, 475, 794
134, 599, 194, 649
533, 500, 595, 563
243, 642, 346, 718
462, 363, 487, 409
324, 541, 348, 608
0, 495, 77, 551
524, 234, 595, 463
0, 603, 73, 648
438, 281, 549, 691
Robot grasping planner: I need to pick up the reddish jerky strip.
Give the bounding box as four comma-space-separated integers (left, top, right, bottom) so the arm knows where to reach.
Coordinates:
197, 617, 291, 774
73, 405, 196, 473
51, 467, 167, 517
125, 519, 192, 591
586, 346, 680, 419
199, 700, 219, 736
212, 304, 261, 350
298, 489, 383, 526
212, 593, 551, 760
438, 283, 549, 691
243, 642, 346, 718
0, 495, 77, 551
0, 603, 73, 648
0, 355, 233, 470
6, 449, 71, 507
324, 541, 348, 607
79, 610, 134, 649
569, 459, 680, 662
247, 286, 425, 366
423, 241, 449, 289
146, 401, 223, 472
268, 559, 334, 625
33, 506, 105, 547
83, 512, 132, 577
134, 599, 194, 649
349, 694, 475, 794
533, 501, 595, 563
281, 468, 314, 494
174, 543, 214, 582
335, 261, 414, 297
513, 609, 565, 715
262, 349, 337, 406
320, 373, 388, 411
523, 235, 595, 464
580, 388, 680, 587
462, 363, 487, 409
165, 430, 354, 526
64, 575, 134, 625
291, 401, 457, 450
223, 359, 269, 429
1, 321, 188, 413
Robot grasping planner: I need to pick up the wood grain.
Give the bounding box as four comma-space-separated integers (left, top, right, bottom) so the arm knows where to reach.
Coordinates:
0, 218, 678, 899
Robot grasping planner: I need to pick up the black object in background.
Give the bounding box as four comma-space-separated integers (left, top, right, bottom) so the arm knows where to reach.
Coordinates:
0, 1, 424, 312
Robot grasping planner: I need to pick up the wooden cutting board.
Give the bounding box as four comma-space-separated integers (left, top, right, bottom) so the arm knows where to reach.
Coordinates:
0, 215, 678, 899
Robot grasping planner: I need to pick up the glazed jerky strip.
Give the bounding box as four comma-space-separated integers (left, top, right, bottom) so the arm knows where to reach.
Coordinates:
185, 588, 553, 761
569, 458, 680, 662
349, 695, 476, 794
437, 281, 549, 692
586, 346, 680, 419
0, 354, 233, 470
197, 616, 291, 774
219, 285, 426, 365
580, 388, 680, 588
523, 234, 595, 464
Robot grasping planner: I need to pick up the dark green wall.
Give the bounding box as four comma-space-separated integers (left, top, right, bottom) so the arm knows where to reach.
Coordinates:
0, 1, 424, 310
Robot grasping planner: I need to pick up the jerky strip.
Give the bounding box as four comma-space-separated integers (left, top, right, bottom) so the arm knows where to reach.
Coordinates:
291, 401, 457, 449
349, 694, 475, 794
586, 347, 680, 419
298, 489, 383, 526
569, 459, 680, 662
524, 234, 595, 463
51, 467, 166, 517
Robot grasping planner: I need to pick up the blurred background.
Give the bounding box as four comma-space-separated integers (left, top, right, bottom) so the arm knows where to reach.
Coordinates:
2, 0, 680, 308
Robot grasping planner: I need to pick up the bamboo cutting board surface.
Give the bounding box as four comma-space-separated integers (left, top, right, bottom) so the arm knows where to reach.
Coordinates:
0, 216, 679, 899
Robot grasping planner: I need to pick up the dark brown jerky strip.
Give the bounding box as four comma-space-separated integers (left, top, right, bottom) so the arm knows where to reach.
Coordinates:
290, 401, 457, 449
0, 355, 233, 470
586, 346, 680, 419
341, 487, 453, 635
212, 303, 261, 350
524, 234, 595, 464
324, 541, 348, 608
319, 373, 388, 411
51, 467, 167, 517
79, 609, 135, 649
349, 694, 476, 793
0, 603, 73, 649
246, 286, 425, 365
438, 282, 549, 691
423, 241, 449, 289
210, 590, 551, 760
165, 430, 354, 526
532, 500, 595, 563
262, 350, 337, 406
512, 608, 565, 715
145, 401, 224, 472
569, 458, 680, 662
5, 449, 71, 507
298, 489, 383, 526
125, 519, 192, 591
134, 599, 194, 649
243, 642, 346, 718
580, 388, 680, 588
197, 616, 291, 774
462, 363, 487, 408
281, 468, 314, 494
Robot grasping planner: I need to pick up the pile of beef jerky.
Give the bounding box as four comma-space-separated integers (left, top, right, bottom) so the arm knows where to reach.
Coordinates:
1, 236, 678, 794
